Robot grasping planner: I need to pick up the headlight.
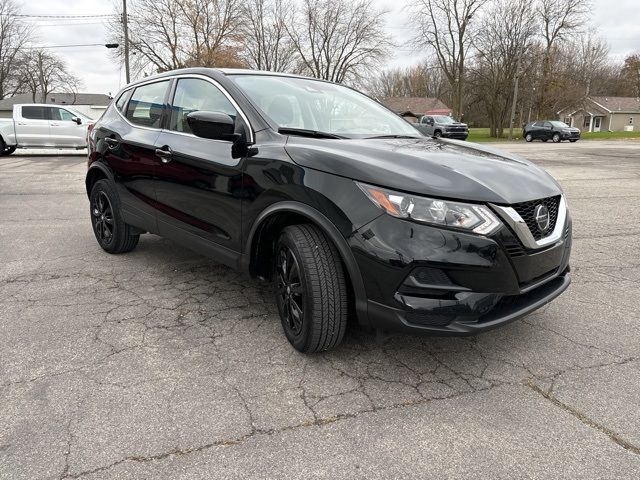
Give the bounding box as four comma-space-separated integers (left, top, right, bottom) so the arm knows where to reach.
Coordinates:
562, 129, 571, 133
357, 182, 502, 235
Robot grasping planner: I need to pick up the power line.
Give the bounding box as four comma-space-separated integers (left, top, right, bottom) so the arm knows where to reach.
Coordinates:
21, 43, 118, 50
0, 13, 115, 18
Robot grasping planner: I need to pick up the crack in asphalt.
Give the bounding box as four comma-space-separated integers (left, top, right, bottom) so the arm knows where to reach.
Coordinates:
526, 380, 640, 456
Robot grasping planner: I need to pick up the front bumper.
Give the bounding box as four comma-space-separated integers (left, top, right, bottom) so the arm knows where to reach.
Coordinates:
561, 131, 581, 140
350, 212, 572, 334
442, 131, 469, 140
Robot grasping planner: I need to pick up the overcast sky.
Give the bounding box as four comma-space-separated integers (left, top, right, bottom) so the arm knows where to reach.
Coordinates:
18, 0, 640, 95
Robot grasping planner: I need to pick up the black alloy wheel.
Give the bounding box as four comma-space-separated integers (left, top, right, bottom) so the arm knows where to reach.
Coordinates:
92, 191, 114, 246
274, 224, 348, 353
276, 245, 305, 337
89, 179, 140, 253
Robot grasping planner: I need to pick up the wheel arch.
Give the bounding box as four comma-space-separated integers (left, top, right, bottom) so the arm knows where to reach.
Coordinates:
85, 162, 114, 198
244, 201, 369, 324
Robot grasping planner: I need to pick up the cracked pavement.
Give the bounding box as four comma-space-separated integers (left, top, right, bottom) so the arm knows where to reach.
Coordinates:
1, 141, 639, 479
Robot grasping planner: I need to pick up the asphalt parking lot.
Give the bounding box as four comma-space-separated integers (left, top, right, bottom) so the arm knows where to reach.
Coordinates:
1, 140, 639, 479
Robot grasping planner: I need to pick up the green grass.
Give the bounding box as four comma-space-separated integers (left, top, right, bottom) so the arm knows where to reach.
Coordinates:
466, 128, 522, 143
467, 127, 640, 143
579, 131, 640, 140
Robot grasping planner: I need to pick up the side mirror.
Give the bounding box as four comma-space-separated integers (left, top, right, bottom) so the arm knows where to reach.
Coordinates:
72, 116, 82, 125
186, 111, 240, 142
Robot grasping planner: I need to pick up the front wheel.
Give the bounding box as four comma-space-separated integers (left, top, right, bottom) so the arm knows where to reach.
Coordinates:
89, 179, 140, 254
275, 224, 348, 353
433, 130, 442, 138
525, 133, 533, 142
570, 139, 578, 143
552, 133, 561, 143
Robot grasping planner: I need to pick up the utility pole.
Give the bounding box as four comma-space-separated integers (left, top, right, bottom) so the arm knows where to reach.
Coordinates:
508, 55, 521, 141
122, 0, 130, 84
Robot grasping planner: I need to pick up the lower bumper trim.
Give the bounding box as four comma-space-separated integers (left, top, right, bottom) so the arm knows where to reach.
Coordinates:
366, 273, 571, 335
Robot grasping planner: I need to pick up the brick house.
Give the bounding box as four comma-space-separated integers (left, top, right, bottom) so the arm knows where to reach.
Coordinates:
558, 96, 640, 132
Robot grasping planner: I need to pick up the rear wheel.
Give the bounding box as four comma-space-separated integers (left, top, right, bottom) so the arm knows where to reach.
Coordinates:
275, 224, 348, 353
552, 133, 561, 143
89, 179, 139, 254
525, 133, 533, 142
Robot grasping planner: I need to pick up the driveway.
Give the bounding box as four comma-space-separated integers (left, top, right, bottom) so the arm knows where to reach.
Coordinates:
1, 141, 639, 479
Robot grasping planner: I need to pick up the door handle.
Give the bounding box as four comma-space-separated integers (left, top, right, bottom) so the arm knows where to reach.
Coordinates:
155, 146, 172, 163
104, 137, 119, 149
50, 123, 60, 126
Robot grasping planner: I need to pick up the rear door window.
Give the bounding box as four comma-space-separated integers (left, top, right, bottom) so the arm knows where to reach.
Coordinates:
21, 106, 48, 120
125, 81, 170, 128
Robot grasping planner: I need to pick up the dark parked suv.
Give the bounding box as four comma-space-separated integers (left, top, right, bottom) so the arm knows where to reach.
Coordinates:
86, 68, 572, 352
523, 121, 581, 143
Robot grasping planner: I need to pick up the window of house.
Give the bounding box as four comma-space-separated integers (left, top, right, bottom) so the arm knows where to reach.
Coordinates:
169, 78, 237, 134
583, 116, 591, 128
125, 80, 170, 128
564, 116, 571, 126
630, 117, 634, 125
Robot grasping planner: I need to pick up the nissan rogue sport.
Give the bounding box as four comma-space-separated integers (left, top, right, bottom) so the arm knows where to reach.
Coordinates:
86, 68, 572, 353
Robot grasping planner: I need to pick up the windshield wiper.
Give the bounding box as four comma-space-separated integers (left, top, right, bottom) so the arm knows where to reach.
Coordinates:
365, 134, 422, 139
278, 128, 346, 139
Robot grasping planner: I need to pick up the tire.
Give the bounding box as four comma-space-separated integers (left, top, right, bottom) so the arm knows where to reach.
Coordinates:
570, 139, 578, 143
274, 224, 348, 353
0, 137, 15, 156
542, 139, 548, 142
525, 133, 533, 142
433, 130, 442, 138
89, 179, 140, 254
552, 133, 561, 143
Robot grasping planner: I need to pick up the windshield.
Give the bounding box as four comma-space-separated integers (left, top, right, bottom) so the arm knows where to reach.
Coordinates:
550, 121, 570, 128
433, 115, 455, 124
229, 74, 419, 138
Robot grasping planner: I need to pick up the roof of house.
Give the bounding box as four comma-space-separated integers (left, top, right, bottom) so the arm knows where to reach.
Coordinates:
0, 93, 112, 110
381, 97, 450, 116
589, 96, 640, 114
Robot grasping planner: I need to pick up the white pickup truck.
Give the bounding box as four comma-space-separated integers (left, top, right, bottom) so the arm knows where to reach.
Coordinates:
0, 104, 94, 155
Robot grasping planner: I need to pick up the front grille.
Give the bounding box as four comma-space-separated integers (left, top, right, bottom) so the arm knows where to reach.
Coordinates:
511, 195, 560, 241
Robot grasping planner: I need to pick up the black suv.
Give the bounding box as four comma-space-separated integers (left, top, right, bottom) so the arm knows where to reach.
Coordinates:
86, 68, 572, 352
523, 121, 581, 143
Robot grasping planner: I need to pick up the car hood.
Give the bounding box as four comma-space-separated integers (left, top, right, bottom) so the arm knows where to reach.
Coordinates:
284, 137, 562, 204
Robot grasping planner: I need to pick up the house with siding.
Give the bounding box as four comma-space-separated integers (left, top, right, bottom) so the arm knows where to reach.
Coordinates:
558, 96, 640, 132
381, 97, 451, 123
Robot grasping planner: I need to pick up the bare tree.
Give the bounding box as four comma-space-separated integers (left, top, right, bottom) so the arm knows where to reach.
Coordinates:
0, 0, 32, 99
535, 0, 590, 116
19, 50, 83, 102
286, 0, 392, 85
367, 61, 447, 100
469, 0, 537, 137
241, 0, 298, 72
410, 0, 488, 120
108, 0, 244, 77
